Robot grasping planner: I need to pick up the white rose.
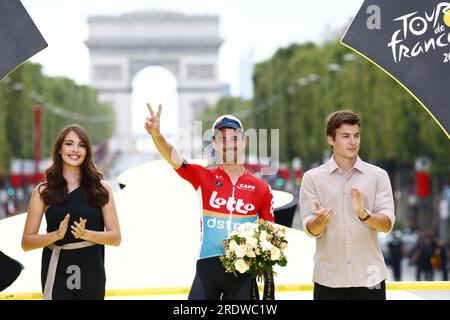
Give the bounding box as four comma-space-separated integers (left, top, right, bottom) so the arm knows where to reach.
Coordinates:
270, 247, 281, 261
229, 240, 238, 251
259, 231, 268, 242
246, 249, 256, 258
237, 223, 252, 234
235, 245, 248, 258
245, 236, 258, 248
260, 240, 272, 251
243, 229, 255, 239
243, 222, 254, 229
276, 230, 285, 238
234, 259, 250, 273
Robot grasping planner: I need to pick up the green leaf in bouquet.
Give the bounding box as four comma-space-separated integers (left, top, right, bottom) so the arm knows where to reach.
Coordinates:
277, 258, 288, 267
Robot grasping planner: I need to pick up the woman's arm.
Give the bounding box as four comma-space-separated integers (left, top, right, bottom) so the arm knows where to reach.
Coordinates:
22, 185, 69, 251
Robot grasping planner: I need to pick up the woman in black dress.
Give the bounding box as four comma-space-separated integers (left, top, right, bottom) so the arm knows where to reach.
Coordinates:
22, 124, 121, 300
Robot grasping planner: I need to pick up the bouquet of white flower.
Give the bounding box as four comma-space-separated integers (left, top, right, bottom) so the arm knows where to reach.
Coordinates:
220, 219, 288, 281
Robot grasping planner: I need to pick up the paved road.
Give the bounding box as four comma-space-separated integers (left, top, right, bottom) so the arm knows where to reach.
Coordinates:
104, 151, 157, 191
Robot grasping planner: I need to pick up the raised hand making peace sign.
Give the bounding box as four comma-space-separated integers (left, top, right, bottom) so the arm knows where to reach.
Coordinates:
144, 103, 162, 137
143, 102, 182, 168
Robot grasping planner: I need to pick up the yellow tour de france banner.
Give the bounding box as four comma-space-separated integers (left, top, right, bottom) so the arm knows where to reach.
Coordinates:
342, 0, 450, 140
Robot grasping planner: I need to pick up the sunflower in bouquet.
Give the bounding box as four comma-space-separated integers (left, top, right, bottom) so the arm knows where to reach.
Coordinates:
220, 219, 288, 281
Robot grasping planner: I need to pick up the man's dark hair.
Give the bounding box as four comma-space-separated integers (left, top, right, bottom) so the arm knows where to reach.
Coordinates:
325, 110, 362, 140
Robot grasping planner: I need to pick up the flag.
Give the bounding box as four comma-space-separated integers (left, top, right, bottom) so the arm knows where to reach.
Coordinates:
342, 0, 450, 139
0, 0, 47, 80
0, 250, 23, 292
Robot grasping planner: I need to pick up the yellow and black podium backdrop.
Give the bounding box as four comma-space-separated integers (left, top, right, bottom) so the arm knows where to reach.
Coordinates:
342, 0, 450, 139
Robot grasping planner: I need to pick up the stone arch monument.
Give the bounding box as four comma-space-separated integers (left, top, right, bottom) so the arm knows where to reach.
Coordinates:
86, 11, 223, 152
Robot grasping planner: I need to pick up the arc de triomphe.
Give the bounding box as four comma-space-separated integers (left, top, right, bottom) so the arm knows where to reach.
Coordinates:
86, 11, 223, 152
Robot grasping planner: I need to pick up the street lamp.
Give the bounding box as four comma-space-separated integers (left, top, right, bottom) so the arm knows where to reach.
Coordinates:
10, 82, 25, 191
327, 63, 342, 73
297, 78, 309, 86
307, 73, 320, 82
33, 104, 41, 183
343, 53, 358, 62
29, 91, 44, 184
29, 91, 44, 104
11, 82, 24, 91
285, 86, 296, 95
268, 95, 279, 104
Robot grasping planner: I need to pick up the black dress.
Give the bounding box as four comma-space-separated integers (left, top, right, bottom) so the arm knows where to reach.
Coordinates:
41, 187, 106, 300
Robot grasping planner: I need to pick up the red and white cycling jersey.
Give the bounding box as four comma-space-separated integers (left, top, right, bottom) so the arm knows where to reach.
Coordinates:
175, 162, 274, 259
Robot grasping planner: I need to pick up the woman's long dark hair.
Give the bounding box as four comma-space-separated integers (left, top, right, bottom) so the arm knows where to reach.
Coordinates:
39, 124, 109, 207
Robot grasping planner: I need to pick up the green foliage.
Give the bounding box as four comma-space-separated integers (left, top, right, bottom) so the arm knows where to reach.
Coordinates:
0, 62, 114, 174
201, 40, 449, 173
199, 97, 254, 135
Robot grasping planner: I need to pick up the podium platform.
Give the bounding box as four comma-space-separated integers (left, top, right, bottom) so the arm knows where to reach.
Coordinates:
1, 160, 449, 300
